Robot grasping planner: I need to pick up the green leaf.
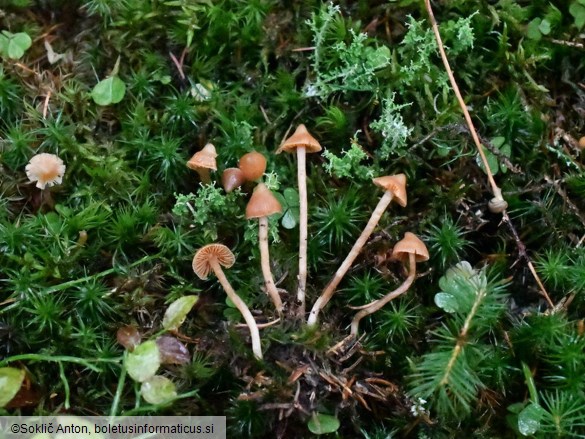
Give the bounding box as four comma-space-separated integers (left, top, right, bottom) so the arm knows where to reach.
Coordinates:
500, 142, 511, 174
225, 295, 236, 309
283, 188, 300, 207
538, 19, 551, 35
0, 367, 25, 407
570, 3, 585, 30
438, 261, 474, 294
476, 147, 500, 176
275, 189, 300, 229
434, 292, 459, 313
273, 192, 286, 215
162, 295, 198, 331
307, 413, 340, 435
91, 76, 126, 106
223, 307, 241, 321
518, 402, 547, 436
526, 18, 542, 41
0, 31, 32, 59
141, 376, 177, 404
125, 340, 161, 382
491, 137, 506, 148
507, 402, 526, 414
281, 210, 297, 229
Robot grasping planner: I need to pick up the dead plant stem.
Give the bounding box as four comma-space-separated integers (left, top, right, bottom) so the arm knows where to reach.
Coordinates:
424, 0, 554, 309
424, 0, 501, 201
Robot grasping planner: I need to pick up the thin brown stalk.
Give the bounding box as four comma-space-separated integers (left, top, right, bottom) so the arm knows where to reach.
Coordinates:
307, 191, 394, 326
501, 211, 554, 309
424, 0, 554, 308
297, 146, 308, 316
211, 259, 263, 360
259, 216, 284, 315
424, 0, 502, 201
350, 253, 416, 336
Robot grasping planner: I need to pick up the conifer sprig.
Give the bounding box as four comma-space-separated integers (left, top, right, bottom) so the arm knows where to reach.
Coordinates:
408, 262, 508, 418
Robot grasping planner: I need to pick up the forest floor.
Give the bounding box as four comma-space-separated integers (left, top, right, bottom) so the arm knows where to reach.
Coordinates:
1, 1, 585, 437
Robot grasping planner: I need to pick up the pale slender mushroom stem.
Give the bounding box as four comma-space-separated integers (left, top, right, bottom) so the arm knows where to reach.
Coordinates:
350, 253, 416, 336
259, 216, 284, 314
296, 146, 308, 316
210, 259, 263, 360
307, 190, 395, 326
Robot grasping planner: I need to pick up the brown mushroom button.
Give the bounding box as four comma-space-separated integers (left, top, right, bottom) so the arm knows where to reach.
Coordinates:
192, 243, 235, 280
222, 168, 246, 193
239, 151, 267, 181
391, 232, 429, 263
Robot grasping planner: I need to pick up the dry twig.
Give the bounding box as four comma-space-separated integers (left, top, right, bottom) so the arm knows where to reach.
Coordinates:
424, 0, 554, 308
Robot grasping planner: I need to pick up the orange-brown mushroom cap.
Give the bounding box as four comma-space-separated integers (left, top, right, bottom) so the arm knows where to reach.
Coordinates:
187, 143, 217, 171
276, 124, 322, 154
391, 232, 429, 263
222, 168, 246, 193
246, 183, 282, 219
193, 243, 235, 280
373, 174, 407, 207
239, 151, 267, 181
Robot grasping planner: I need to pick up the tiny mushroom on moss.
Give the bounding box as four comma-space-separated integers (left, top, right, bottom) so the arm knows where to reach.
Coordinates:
308, 174, 407, 326
276, 124, 322, 316
350, 232, 429, 336
239, 151, 267, 181
116, 326, 141, 351
25, 152, 66, 209
25, 153, 66, 189
193, 243, 262, 359
187, 143, 217, 184
222, 167, 246, 193
488, 195, 508, 214
246, 183, 284, 315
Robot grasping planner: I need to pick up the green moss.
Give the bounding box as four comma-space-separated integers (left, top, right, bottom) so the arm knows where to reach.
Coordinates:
1, 0, 584, 436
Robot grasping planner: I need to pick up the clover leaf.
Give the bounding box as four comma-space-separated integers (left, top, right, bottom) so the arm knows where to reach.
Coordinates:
0, 31, 32, 59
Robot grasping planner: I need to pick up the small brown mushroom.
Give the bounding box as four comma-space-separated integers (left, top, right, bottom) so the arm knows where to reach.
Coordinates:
488, 195, 508, 214
239, 151, 267, 181
193, 244, 262, 359
307, 174, 407, 326
350, 232, 428, 336
276, 125, 322, 316
246, 183, 284, 315
222, 167, 246, 193
187, 143, 217, 184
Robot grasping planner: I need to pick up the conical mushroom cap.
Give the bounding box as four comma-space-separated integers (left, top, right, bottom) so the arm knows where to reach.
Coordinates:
246, 183, 282, 219
193, 243, 235, 280
276, 124, 322, 154
391, 232, 429, 263
187, 143, 217, 171
373, 174, 407, 207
